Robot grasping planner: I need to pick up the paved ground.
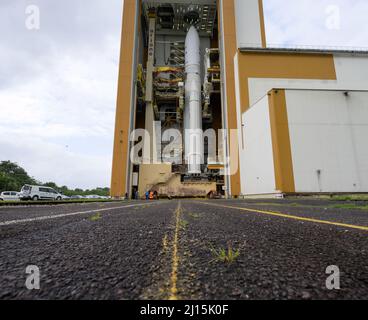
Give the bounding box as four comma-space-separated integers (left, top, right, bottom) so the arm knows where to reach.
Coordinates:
0, 199, 367, 300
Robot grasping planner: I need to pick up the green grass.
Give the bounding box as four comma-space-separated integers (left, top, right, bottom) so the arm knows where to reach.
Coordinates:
134, 205, 149, 210
331, 195, 368, 201
179, 219, 189, 229
0, 200, 21, 203
209, 242, 240, 264
331, 204, 368, 211
188, 212, 201, 219
90, 213, 102, 221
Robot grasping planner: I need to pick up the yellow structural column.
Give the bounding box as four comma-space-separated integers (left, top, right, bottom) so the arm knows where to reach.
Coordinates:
268, 89, 296, 193
111, 0, 138, 198
219, 0, 241, 196
258, 0, 267, 48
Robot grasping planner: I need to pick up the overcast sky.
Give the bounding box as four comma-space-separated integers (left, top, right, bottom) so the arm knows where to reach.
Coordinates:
0, 0, 367, 189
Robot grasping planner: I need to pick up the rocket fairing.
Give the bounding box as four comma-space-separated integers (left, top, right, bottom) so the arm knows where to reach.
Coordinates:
184, 26, 203, 174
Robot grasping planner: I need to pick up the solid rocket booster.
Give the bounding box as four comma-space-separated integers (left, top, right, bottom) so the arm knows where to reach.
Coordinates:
184, 26, 203, 174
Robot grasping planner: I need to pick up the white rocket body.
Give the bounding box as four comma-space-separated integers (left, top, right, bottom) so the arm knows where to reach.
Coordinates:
184, 26, 203, 174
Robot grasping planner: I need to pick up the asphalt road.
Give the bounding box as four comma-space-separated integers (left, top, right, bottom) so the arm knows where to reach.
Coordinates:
0, 199, 367, 300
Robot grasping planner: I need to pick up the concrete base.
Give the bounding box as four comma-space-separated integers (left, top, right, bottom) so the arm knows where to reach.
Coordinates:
138, 164, 217, 198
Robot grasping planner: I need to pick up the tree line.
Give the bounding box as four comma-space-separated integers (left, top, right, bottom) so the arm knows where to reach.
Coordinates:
0, 161, 110, 197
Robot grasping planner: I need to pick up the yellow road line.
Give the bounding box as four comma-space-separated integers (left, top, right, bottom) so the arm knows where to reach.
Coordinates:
162, 233, 168, 252
169, 201, 181, 300
199, 202, 368, 232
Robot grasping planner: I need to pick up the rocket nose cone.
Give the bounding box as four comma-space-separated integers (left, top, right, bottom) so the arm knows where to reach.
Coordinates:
187, 26, 199, 37
188, 25, 197, 34
185, 26, 200, 45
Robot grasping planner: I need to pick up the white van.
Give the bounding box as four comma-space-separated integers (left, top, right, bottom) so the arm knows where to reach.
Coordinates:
0, 191, 20, 201
19, 185, 63, 201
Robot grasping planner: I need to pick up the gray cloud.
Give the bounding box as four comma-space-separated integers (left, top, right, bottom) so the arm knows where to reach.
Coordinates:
264, 0, 368, 49
0, 0, 122, 189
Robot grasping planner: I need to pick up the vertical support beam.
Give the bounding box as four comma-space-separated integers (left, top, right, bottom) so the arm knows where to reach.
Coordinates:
111, 0, 139, 198
268, 89, 295, 193
145, 11, 156, 104
258, 0, 267, 48
144, 11, 157, 164
218, 0, 241, 197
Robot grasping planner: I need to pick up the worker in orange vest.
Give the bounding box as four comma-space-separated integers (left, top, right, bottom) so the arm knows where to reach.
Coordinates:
149, 191, 154, 200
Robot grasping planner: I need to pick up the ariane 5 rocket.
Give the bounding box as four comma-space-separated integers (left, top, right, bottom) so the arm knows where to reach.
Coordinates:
184, 26, 203, 174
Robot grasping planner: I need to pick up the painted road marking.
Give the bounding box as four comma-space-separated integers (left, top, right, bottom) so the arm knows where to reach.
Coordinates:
0, 203, 156, 226
169, 201, 181, 300
199, 202, 368, 232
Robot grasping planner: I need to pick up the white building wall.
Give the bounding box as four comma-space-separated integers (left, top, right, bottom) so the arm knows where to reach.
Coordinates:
234, 0, 263, 48
239, 54, 368, 195
334, 55, 368, 84
286, 90, 368, 193
247, 55, 368, 106
240, 95, 276, 195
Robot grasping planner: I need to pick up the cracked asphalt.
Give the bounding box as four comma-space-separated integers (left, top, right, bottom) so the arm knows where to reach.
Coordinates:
0, 199, 367, 300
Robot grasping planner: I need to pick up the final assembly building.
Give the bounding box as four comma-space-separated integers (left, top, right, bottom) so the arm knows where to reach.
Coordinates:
111, 0, 368, 199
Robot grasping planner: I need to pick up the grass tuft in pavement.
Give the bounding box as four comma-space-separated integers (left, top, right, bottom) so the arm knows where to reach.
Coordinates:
90, 213, 102, 221
188, 212, 201, 219
179, 219, 189, 229
209, 241, 240, 264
